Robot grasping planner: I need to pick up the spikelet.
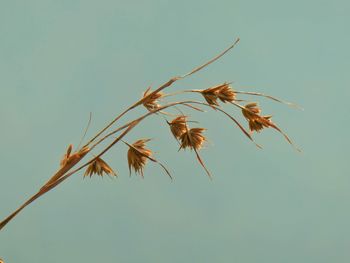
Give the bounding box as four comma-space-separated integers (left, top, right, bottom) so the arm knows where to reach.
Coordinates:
242, 103, 275, 132
84, 157, 117, 178
179, 127, 211, 178
242, 102, 261, 120
241, 102, 299, 150
201, 83, 236, 106
127, 139, 152, 177
124, 139, 172, 179
179, 128, 207, 151
201, 85, 223, 106
167, 115, 188, 139
216, 83, 236, 103
142, 86, 163, 111
248, 115, 273, 133
60, 144, 73, 167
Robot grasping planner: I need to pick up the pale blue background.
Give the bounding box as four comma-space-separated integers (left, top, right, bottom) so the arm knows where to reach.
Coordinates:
0, 0, 349, 262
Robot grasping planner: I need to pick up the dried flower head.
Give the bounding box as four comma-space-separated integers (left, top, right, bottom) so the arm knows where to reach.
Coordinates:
242, 103, 273, 132
201, 85, 222, 106
201, 83, 236, 106
60, 144, 73, 167
127, 139, 152, 177
84, 157, 116, 178
216, 83, 236, 103
167, 115, 188, 139
248, 115, 273, 133
241, 102, 299, 150
142, 87, 163, 111
242, 102, 261, 121
179, 127, 207, 150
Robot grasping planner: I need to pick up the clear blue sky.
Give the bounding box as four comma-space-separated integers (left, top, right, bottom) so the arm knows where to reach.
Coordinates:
0, 0, 349, 262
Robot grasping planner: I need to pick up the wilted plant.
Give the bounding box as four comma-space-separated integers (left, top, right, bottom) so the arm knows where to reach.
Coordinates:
0, 38, 301, 231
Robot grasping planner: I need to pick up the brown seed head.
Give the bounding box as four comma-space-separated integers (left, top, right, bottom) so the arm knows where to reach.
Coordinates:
242, 102, 262, 120
242, 103, 274, 133
179, 128, 207, 150
142, 87, 163, 111
201, 83, 236, 105
127, 139, 152, 177
84, 157, 117, 178
167, 116, 188, 139
248, 115, 272, 133
217, 84, 236, 103
60, 144, 73, 167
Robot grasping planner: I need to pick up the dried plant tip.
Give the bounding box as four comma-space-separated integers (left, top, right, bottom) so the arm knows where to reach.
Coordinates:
179, 126, 211, 178
142, 86, 164, 111
167, 115, 188, 139
201, 83, 236, 106
84, 157, 117, 178
216, 83, 236, 103
127, 139, 152, 177
201, 85, 222, 106
179, 128, 207, 150
248, 115, 272, 133
242, 102, 261, 121
124, 139, 172, 180
241, 103, 299, 150
242, 103, 272, 132
60, 144, 73, 167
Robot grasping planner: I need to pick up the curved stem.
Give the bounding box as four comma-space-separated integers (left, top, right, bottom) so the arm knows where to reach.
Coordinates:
234, 90, 302, 110
0, 39, 241, 231
83, 39, 240, 148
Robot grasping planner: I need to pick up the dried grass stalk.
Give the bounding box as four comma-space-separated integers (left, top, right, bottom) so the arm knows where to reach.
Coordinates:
0, 38, 300, 231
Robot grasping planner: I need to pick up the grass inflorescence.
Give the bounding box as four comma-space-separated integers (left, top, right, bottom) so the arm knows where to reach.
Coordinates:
0, 38, 301, 231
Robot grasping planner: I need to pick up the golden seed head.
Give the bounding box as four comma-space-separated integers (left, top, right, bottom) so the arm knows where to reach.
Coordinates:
127, 139, 152, 177
60, 144, 73, 167
179, 128, 207, 150
84, 157, 117, 178
248, 116, 273, 133
242, 102, 262, 120
242, 102, 273, 133
201, 86, 222, 106
142, 87, 163, 111
201, 83, 236, 105
217, 84, 236, 103
168, 115, 188, 139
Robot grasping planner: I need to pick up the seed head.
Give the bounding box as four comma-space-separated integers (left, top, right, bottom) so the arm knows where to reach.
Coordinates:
167, 115, 188, 139
217, 83, 236, 103
248, 115, 273, 133
242, 102, 261, 120
242, 103, 275, 133
127, 139, 152, 177
84, 157, 117, 178
60, 144, 73, 167
201, 83, 236, 106
142, 87, 163, 111
179, 128, 207, 150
